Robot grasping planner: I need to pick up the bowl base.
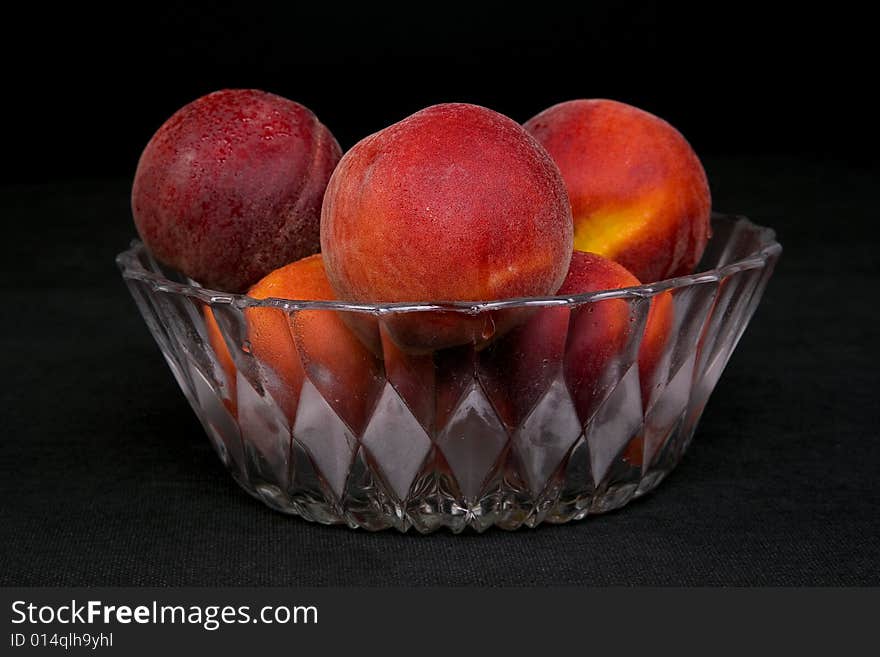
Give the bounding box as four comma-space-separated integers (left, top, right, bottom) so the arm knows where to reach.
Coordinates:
228, 422, 695, 533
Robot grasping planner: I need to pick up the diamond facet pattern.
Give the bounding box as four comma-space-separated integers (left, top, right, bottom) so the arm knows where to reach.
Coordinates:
512, 378, 582, 495
361, 383, 432, 501
436, 383, 509, 502
118, 216, 781, 532
586, 364, 643, 487
291, 380, 356, 501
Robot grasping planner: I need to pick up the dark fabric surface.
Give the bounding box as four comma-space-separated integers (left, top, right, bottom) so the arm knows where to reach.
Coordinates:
1, 156, 877, 586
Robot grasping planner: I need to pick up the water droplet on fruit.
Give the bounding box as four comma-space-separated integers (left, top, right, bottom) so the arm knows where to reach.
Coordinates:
481, 314, 496, 341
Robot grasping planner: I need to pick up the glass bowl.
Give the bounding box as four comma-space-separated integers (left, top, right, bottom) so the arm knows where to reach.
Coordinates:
116, 214, 780, 533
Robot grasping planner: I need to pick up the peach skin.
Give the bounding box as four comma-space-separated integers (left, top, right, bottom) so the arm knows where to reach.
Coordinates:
245, 254, 382, 434
321, 102, 573, 351
133, 89, 342, 292
379, 324, 436, 431
204, 307, 238, 415
479, 252, 672, 428
561, 253, 673, 421
620, 288, 674, 470
524, 99, 711, 283
559, 252, 644, 423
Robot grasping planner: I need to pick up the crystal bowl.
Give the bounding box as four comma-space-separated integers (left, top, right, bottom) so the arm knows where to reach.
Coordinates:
116, 214, 780, 532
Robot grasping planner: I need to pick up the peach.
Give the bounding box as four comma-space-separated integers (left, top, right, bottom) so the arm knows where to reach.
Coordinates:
477, 303, 570, 431
321, 102, 573, 351
560, 255, 672, 420
524, 99, 711, 283
559, 253, 643, 421
379, 325, 435, 431
133, 89, 342, 292
637, 289, 674, 405
245, 254, 382, 433
479, 252, 672, 428
204, 307, 238, 414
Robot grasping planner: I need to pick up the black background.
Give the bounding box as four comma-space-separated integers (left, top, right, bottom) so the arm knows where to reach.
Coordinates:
2, 4, 877, 585
4, 3, 873, 182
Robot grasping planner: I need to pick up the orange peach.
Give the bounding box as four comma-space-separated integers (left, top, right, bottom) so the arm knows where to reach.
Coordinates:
524, 99, 711, 283
204, 307, 238, 414
245, 254, 382, 433
321, 102, 573, 351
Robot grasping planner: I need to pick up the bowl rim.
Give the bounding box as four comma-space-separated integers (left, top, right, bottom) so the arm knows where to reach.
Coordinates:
116, 213, 781, 314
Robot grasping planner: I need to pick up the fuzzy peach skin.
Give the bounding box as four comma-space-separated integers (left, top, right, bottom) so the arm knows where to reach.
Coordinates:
321, 102, 573, 351
524, 99, 711, 283
133, 89, 342, 293
479, 252, 672, 428
244, 254, 382, 434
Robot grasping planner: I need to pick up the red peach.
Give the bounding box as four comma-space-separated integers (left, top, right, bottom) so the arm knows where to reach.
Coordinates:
321, 102, 573, 351
559, 254, 639, 422
562, 256, 673, 419
477, 302, 568, 431
133, 89, 342, 292
479, 252, 672, 428
245, 254, 382, 433
524, 99, 711, 283
379, 325, 435, 431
